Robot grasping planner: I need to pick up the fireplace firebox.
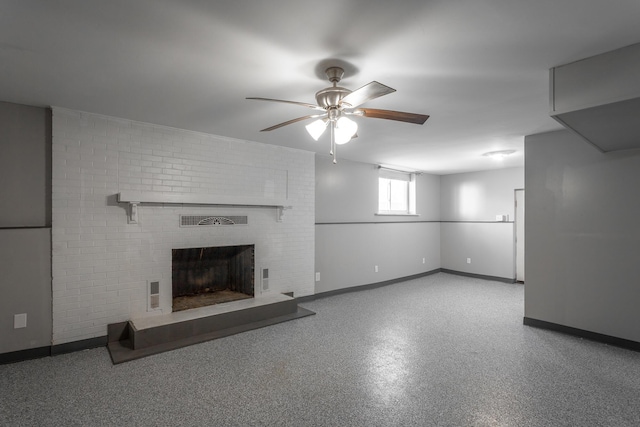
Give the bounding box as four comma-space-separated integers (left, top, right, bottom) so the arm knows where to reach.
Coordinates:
172, 245, 254, 312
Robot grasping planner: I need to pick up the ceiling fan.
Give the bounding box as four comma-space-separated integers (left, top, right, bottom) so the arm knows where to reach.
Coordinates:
247, 66, 429, 163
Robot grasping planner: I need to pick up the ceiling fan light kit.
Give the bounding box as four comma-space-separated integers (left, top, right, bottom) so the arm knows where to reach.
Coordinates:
247, 66, 430, 163
334, 116, 358, 145
305, 119, 327, 141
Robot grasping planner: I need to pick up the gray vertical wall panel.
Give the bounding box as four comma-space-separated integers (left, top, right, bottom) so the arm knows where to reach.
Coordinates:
0, 101, 53, 355
0, 228, 52, 353
0, 101, 51, 227
525, 129, 640, 342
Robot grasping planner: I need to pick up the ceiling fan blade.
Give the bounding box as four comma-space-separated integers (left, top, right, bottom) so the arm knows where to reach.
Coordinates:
355, 108, 429, 125
247, 97, 325, 111
260, 114, 325, 132
340, 81, 396, 108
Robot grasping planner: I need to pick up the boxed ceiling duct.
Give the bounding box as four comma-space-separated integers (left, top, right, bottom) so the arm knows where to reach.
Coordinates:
549, 42, 640, 152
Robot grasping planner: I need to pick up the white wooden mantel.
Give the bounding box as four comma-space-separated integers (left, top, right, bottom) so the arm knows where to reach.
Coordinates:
116, 191, 291, 223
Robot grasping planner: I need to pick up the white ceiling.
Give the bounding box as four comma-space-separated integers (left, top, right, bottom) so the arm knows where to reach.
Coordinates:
1, 1, 639, 174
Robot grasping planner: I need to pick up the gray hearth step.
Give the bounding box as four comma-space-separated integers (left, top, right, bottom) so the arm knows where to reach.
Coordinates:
107, 294, 314, 364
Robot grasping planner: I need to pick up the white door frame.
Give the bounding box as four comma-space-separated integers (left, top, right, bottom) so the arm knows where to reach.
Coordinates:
514, 188, 525, 282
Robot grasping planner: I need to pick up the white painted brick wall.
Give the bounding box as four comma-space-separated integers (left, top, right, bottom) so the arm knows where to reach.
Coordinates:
51, 108, 315, 345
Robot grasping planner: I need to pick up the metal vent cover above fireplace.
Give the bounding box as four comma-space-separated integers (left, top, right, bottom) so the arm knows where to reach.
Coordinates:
180, 215, 248, 227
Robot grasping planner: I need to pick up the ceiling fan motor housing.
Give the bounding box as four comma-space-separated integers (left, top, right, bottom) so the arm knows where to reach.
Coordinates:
315, 86, 351, 109
314, 66, 352, 109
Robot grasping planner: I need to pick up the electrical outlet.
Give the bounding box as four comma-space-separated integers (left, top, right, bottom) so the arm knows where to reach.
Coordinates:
467, 258, 471, 264
374, 265, 379, 273
422, 257, 426, 264
14, 313, 27, 329
315, 272, 320, 282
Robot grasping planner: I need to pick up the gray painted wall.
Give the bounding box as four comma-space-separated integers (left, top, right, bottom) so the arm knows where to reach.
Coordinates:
0, 101, 51, 227
440, 222, 515, 279
316, 157, 440, 222
0, 101, 52, 354
440, 167, 524, 221
440, 167, 524, 279
525, 130, 640, 342
315, 157, 441, 293
0, 229, 52, 353
316, 222, 440, 293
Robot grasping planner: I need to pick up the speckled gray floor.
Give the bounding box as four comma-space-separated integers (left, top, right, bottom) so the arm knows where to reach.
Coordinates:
1, 273, 639, 426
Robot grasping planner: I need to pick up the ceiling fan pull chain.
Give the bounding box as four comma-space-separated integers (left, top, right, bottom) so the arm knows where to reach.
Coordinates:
329, 121, 335, 156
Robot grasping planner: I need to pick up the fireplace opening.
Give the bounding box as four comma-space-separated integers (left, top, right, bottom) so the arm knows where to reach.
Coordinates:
172, 245, 254, 312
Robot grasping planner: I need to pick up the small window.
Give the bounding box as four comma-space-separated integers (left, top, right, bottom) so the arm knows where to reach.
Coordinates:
377, 169, 416, 215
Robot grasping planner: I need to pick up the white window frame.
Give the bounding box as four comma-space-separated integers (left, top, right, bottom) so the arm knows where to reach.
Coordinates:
376, 168, 418, 216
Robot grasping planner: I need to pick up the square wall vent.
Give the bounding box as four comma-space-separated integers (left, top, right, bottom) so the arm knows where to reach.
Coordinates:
148, 280, 160, 311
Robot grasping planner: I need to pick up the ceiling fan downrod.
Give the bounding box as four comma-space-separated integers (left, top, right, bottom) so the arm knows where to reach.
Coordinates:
322, 68, 349, 164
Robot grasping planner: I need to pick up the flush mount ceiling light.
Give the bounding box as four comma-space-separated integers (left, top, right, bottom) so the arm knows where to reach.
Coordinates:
247, 66, 430, 163
483, 149, 516, 160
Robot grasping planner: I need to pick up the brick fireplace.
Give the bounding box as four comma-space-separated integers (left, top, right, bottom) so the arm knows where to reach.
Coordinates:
50, 107, 315, 346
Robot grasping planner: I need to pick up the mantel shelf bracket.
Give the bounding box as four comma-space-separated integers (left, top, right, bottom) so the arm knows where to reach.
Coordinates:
128, 202, 140, 224
277, 206, 293, 222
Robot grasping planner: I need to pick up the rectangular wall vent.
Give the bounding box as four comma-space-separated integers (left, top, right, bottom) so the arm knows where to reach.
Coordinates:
148, 280, 160, 311
180, 215, 248, 227
262, 268, 269, 292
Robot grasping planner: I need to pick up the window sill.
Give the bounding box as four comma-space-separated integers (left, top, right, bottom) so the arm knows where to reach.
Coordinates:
375, 213, 420, 217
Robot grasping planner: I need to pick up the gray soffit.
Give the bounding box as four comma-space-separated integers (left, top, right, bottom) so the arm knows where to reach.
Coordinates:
550, 42, 640, 153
